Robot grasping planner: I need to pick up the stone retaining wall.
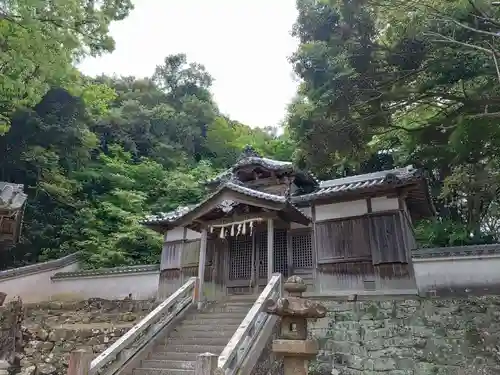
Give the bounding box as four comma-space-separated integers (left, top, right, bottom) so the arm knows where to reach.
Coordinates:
17, 299, 157, 375
309, 295, 500, 375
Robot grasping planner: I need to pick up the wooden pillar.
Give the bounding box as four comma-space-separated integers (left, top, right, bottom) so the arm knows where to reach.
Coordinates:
195, 352, 218, 375
267, 218, 274, 281
286, 227, 293, 278
158, 231, 168, 300
197, 228, 208, 309
67, 349, 93, 375
310, 204, 318, 282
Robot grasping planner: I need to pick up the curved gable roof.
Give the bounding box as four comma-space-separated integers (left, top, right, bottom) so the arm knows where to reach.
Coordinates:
143, 181, 310, 231
205, 145, 318, 187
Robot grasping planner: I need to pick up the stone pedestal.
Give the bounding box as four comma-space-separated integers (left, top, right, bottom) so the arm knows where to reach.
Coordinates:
195, 352, 217, 375
265, 276, 326, 375
0, 360, 9, 375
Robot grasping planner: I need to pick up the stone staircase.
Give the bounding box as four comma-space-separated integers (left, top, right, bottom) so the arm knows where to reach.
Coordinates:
132, 296, 255, 375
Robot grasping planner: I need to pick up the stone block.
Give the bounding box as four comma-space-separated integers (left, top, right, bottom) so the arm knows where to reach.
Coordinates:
308, 295, 500, 374
272, 339, 318, 356
15, 298, 155, 375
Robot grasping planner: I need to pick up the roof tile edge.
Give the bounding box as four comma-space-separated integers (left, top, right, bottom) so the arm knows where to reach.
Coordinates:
0, 253, 79, 281
51, 264, 160, 280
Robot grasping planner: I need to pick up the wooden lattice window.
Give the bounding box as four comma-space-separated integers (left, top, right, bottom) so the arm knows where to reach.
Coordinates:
273, 229, 288, 275
292, 230, 313, 269
255, 229, 288, 279
256, 229, 288, 277
228, 234, 252, 280
257, 231, 267, 279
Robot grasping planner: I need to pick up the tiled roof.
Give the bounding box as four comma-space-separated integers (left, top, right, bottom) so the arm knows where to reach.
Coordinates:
51, 264, 160, 280
0, 182, 27, 211
412, 244, 500, 259
292, 166, 423, 203
143, 165, 430, 227
205, 145, 314, 186
143, 181, 288, 225
205, 169, 232, 185
145, 205, 197, 224
0, 253, 79, 281
226, 181, 287, 203
233, 156, 293, 170
206, 158, 295, 186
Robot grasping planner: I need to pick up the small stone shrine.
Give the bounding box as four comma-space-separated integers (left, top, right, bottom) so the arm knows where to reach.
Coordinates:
265, 275, 327, 375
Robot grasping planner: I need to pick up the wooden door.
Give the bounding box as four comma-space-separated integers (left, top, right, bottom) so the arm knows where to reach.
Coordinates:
255, 229, 289, 289
226, 233, 254, 294
226, 228, 290, 294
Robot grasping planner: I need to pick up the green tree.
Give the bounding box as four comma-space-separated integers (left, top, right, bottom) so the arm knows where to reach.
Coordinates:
0, 88, 95, 267
288, 0, 500, 244
0, 43, 298, 269
0, 0, 133, 132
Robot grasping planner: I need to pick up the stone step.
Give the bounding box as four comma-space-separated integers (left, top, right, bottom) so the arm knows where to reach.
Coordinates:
134, 368, 194, 375
156, 344, 225, 354
176, 323, 240, 331
218, 301, 255, 306
170, 329, 235, 339
141, 360, 195, 370
225, 295, 260, 301
149, 352, 199, 362
181, 318, 244, 326
186, 312, 248, 320
201, 306, 252, 313
163, 337, 229, 346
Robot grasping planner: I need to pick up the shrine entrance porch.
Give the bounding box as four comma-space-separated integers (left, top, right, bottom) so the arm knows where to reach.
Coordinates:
226, 228, 289, 295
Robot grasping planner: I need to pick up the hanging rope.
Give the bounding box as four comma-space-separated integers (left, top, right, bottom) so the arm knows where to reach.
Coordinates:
210, 217, 264, 238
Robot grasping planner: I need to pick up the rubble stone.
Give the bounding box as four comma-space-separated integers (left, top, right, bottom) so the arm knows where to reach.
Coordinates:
1, 298, 156, 375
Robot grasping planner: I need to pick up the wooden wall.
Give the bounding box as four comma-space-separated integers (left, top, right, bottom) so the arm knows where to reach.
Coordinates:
314, 210, 417, 293
0, 216, 16, 242
157, 200, 418, 299
158, 232, 227, 301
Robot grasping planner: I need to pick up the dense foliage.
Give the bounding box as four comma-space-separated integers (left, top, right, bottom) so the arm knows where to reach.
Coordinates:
1, 0, 499, 269
0, 47, 290, 268
287, 0, 500, 247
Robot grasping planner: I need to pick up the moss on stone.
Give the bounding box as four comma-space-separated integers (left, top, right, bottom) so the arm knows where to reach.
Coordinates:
309, 295, 500, 375
365, 304, 379, 318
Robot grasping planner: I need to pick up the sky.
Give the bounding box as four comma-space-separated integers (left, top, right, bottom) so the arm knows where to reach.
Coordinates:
79, 0, 300, 129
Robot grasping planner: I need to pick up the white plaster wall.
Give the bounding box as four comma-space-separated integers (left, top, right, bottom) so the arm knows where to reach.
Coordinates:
371, 196, 399, 212
166, 227, 184, 242
51, 272, 160, 301
413, 254, 500, 292
186, 228, 201, 240
315, 200, 368, 222
165, 227, 201, 242
0, 262, 80, 303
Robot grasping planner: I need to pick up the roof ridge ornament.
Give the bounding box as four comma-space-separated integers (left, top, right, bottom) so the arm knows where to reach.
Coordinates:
238, 145, 261, 160
383, 172, 399, 184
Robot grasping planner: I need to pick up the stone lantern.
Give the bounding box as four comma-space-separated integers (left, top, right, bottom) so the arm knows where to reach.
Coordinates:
265, 275, 327, 375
